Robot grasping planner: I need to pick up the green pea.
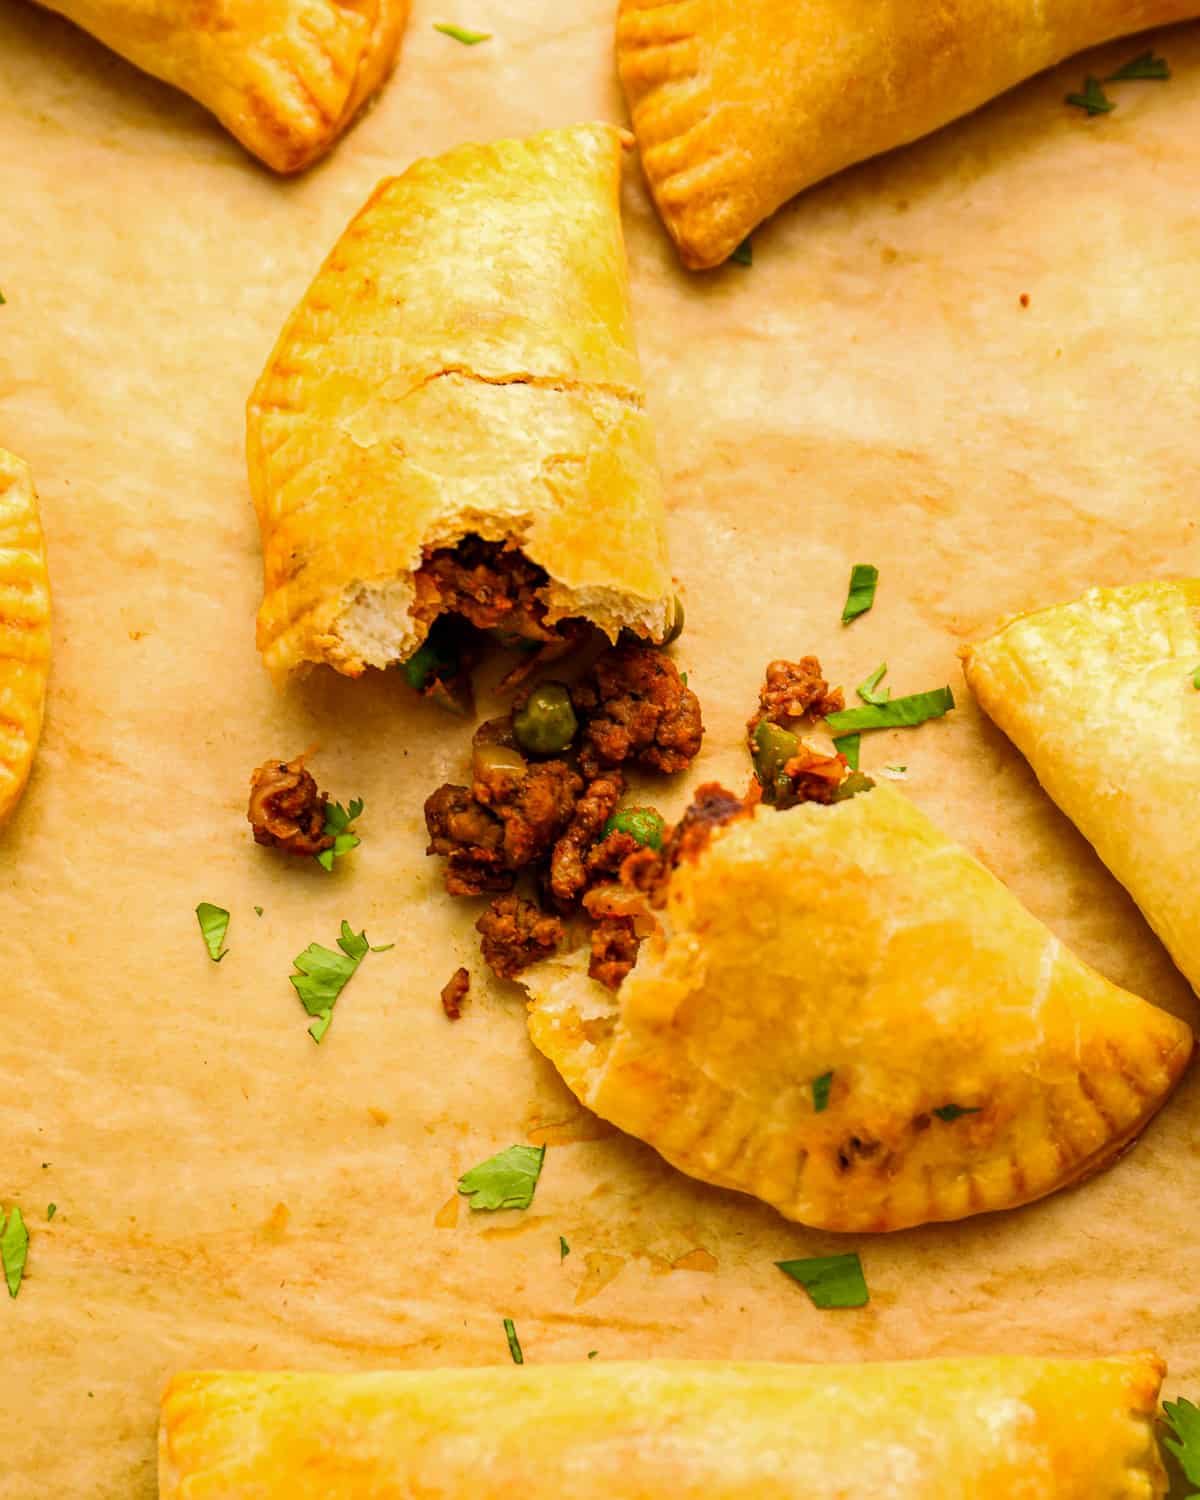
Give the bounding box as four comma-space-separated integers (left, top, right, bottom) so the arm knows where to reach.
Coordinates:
751, 720, 798, 805
403, 626, 460, 692
512, 682, 578, 755
603, 806, 667, 852
659, 596, 685, 647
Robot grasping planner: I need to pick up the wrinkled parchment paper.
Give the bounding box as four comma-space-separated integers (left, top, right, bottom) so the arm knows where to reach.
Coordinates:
2, 3, 1199, 1493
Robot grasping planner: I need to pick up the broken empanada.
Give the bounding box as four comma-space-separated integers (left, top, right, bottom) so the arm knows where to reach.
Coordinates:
964, 580, 1200, 997
36, 0, 408, 172
617, 0, 1200, 268
159, 1354, 1168, 1498
523, 784, 1191, 1232
0, 449, 51, 828
248, 122, 676, 686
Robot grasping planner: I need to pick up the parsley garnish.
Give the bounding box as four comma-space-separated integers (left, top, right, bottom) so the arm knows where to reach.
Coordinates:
776, 1252, 868, 1309
289, 921, 371, 1044
0, 291, 6, 305
1066, 77, 1115, 115
1107, 50, 1169, 81
503, 1317, 524, 1364
825, 685, 954, 734
933, 1103, 981, 1122
316, 798, 363, 872
856, 663, 890, 705
46, 1204, 56, 1221
730, 237, 753, 267
559, 1235, 570, 1261
195, 903, 230, 963
588, 1349, 599, 1359
458, 1144, 545, 1211
254, 905, 264, 916
434, 22, 491, 43
1163, 1397, 1200, 1488
811, 1072, 833, 1112
1192, 667, 1200, 690
841, 564, 878, 624
833, 734, 860, 770
1, 1206, 29, 1298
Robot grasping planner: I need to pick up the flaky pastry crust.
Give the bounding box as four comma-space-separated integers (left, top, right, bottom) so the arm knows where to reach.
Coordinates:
524, 786, 1191, 1232
0, 449, 51, 828
37, 0, 409, 172
617, 0, 1200, 268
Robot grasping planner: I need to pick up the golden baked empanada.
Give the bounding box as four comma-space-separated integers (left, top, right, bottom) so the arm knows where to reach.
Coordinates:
159, 1354, 1168, 1498
0, 449, 51, 828
617, 0, 1200, 268
964, 580, 1200, 996
248, 123, 675, 685
523, 784, 1191, 1232
36, 0, 408, 172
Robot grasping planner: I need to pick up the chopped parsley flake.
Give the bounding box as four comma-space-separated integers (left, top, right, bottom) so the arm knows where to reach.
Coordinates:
730, 237, 753, 267
289, 921, 371, 1044
825, 685, 954, 734
833, 733, 860, 770
1, 1206, 29, 1298
254, 905, 264, 917
434, 22, 491, 43
559, 1235, 570, 1261
1107, 50, 1169, 81
1192, 667, 1200, 690
458, 1144, 545, 1212
811, 1072, 833, 1112
503, 1317, 524, 1364
1163, 1397, 1200, 1486
46, 1204, 56, 1221
933, 1103, 981, 1122
316, 798, 363, 872
776, 1252, 869, 1309
195, 903, 230, 963
841, 564, 878, 624
1066, 77, 1115, 115
856, 663, 890, 706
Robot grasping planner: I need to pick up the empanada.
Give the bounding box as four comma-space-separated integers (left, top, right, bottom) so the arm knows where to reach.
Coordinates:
159, 1354, 1168, 1498
523, 784, 1191, 1232
617, 0, 1200, 269
0, 449, 51, 828
963, 580, 1200, 996
35, 0, 408, 173
248, 123, 675, 685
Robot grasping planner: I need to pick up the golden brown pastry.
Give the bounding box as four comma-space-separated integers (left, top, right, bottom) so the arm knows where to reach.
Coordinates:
0, 449, 51, 828
159, 1354, 1168, 1498
617, 0, 1200, 269
523, 784, 1191, 1232
35, 0, 408, 172
248, 123, 675, 685
963, 580, 1200, 996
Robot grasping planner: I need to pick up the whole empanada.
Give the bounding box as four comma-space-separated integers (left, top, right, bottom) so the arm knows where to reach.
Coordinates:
159, 1354, 1168, 1498
617, 0, 1200, 268
964, 580, 1200, 996
0, 449, 51, 828
523, 785, 1191, 1232
35, 0, 408, 172
248, 123, 675, 684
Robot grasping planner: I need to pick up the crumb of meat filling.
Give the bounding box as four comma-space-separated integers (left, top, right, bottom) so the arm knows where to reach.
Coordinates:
411, 536, 560, 642
777, 745, 849, 808
440, 966, 470, 1020
747, 657, 844, 741
588, 915, 641, 990
474, 756, 583, 870
548, 772, 625, 908
476, 894, 565, 980
573, 644, 703, 778
423, 784, 513, 896
247, 754, 333, 858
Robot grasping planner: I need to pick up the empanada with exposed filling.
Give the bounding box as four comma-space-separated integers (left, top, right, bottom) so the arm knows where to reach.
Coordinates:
617, 0, 1200, 268
248, 123, 675, 686
35, 0, 408, 172
159, 1354, 1168, 1498
964, 580, 1200, 997
523, 784, 1191, 1231
0, 449, 51, 829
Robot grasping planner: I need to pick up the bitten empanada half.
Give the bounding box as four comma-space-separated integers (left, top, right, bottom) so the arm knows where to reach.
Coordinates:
37, 0, 408, 173
0, 450, 51, 828
159, 1355, 1168, 1499
523, 785, 1191, 1232
617, 0, 1200, 269
248, 123, 675, 684
964, 580, 1200, 997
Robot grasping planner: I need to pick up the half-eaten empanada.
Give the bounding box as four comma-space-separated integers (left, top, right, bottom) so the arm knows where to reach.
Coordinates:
248, 123, 676, 688
617, 0, 1200, 268
159, 1354, 1168, 1498
0, 449, 51, 828
523, 783, 1191, 1231
36, 0, 408, 173
964, 580, 1200, 997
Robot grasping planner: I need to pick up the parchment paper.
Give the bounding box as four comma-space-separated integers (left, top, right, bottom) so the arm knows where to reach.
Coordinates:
2, 3, 1199, 1494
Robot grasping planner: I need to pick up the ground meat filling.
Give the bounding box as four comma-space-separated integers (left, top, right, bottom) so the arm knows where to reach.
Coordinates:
440, 967, 470, 1020
474, 756, 583, 870
588, 915, 641, 990
247, 754, 333, 858
748, 656, 844, 737
548, 771, 625, 909
776, 745, 849, 808
412, 536, 562, 644
476, 894, 565, 980
573, 645, 703, 778
423, 784, 512, 896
